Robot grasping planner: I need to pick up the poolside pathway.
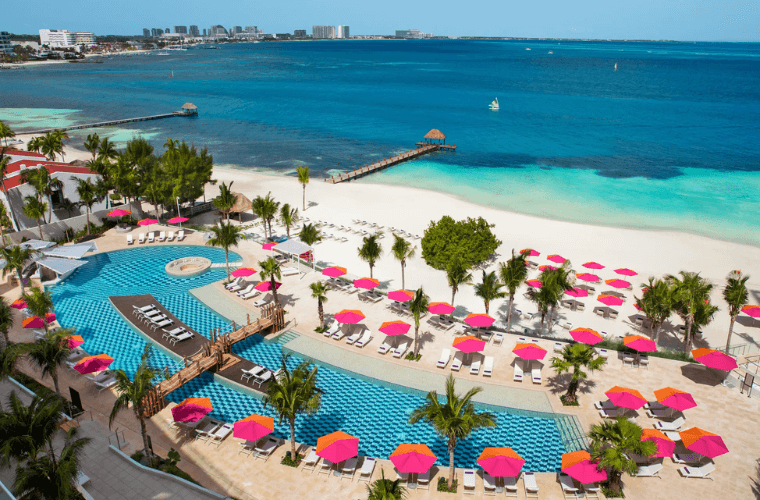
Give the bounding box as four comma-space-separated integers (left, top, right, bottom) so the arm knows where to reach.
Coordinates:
190, 283, 258, 326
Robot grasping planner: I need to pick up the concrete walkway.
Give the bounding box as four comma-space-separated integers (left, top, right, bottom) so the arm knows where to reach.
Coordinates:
190, 283, 258, 326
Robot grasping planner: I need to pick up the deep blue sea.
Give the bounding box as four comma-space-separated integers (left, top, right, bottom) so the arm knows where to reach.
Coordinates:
1, 40, 759, 243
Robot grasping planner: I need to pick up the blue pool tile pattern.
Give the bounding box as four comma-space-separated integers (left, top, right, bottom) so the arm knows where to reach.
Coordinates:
50, 246, 573, 471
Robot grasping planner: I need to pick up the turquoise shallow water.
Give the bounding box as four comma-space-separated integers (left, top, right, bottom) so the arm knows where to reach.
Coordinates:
3, 40, 758, 244
49, 247, 581, 470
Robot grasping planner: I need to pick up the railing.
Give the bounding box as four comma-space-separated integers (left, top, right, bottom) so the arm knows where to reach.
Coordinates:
725, 343, 760, 357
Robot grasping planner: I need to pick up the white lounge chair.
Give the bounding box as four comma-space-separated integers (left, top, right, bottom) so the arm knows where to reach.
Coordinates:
377, 341, 392, 354
168, 331, 194, 345
492, 333, 504, 345
177, 230, 185, 241
281, 267, 299, 276
357, 457, 376, 482
513, 358, 524, 382
451, 352, 464, 371
678, 462, 714, 480
341, 457, 358, 480
151, 319, 173, 331
484, 472, 497, 496
560, 473, 582, 498
318, 459, 335, 475
301, 448, 320, 473
504, 476, 518, 498
654, 416, 686, 431
167, 231, 175, 241
209, 423, 233, 447
195, 421, 220, 442
241, 365, 265, 383
332, 328, 347, 341
346, 331, 362, 344
470, 359, 482, 375
225, 277, 243, 290
126, 234, 133, 245
633, 463, 663, 478
147, 232, 155, 243
393, 342, 408, 358
253, 371, 272, 388
594, 400, 617, 410
158, 231, 166, 242
236, 284, 255, 296
138, 233, 145, 244
325, 322, 340, 337
240, 289, 261, 300
599, 408, 628, 419
238, 440, 257, 456
355, 331, 373, 348
672, 453, 702, 464
463, 469, 476, 495
531, 362, 542, 384
524, 472, 539, 498
437, 348, 451, 368
417, 469, 430, 490
254, 438, 279, 461
647, 408, 674, 419
252, 295, 272, 308
94, 377, 117, 393
582, 482, 601, 499
483, 356, 494, 377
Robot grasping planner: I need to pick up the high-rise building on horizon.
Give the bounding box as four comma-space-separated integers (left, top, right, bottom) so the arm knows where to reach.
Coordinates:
151, 28, 164, 37
336, 25, 349, 39
209, 25, 228, 37
39, 29, 77, 47
189, 25, 200, 36
142, 28, 150, 38
294, 29, 307, 38
174, 26, 187, 34
165, 28, 170, 34
202, 28, 207, 36
232, 26, 243, 35
312, 25, 335, 39
0, 32, 13, 55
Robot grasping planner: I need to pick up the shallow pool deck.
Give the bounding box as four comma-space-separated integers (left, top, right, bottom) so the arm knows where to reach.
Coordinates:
189, 283, 256, 326
284, 334, 554, 413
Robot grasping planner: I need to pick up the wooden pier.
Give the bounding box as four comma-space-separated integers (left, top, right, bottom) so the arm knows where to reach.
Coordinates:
108, 294, 286, 417
325, 128, 456, 184
21, 102, 199, 135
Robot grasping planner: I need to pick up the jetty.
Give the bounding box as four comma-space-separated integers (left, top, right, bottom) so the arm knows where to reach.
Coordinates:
21, 102, 199, 135
108, 294, 286, 417
325, 129, 456, 184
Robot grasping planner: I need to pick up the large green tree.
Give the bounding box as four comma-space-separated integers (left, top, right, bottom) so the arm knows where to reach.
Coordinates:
83, 133, 100, 160
0, 393, 64, 467
541, 263, 575, 331
298, 223, 322, 247
279, 203, 299, 238
390, 235, 416, 290
723, 270, 749, 351
22, 196, 47, 240
24, 167, 62, 223
213, 181, 235, 222
420, 216, 501, 271
259, 257, 282, 307
358, 233, 383, 278
73, 177, 102, 236
251, 192, 280, 239
296, 165, 309, 211
206, 222, 243, 281
0, 158, 20, 231
409, 375, 496, 488
588, 418, 657, 495
499, 249, 530, 333
667, 271, 716, 353
551, 344, 606, 403
159, 139, 214, 205
22, 328, 74, 397
262, 354, 322, 460
22, 286, 54, 333
635, 278, 673, 345
0, 120, 15, 148
0, 245, 37, 292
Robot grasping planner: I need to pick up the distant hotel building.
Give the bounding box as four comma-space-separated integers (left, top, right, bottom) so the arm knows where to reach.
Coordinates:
395, 29, 433, 39
174, 26, 187, 34
39, 29, 95, 47
0, 31, 12, 54
142, 28, 150, 38
336, 25, 349, 39
189, 25, 200, 36
312, 25, 335, 39
294, 29, 307, 38
151, 28, 164, 37
209, 25, 228, 37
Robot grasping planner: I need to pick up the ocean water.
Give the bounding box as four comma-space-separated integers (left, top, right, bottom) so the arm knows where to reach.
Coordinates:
1, 40, 759, 243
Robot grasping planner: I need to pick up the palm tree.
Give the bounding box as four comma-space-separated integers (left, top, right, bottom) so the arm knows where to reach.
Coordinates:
206, 222, 243, 281
22, 196, 47, 240
635, 278, 673, 345
109, 345, 161, 462
279, 203, 299, 238
0, 245, 37, 292
22, 286, 54, 333
23, 328, 73, 397
74, 177, 101, 235
551, 344, 606, 403
262, 354, 322, 461
474, 270, 506, 315
259, 257, 282, 307
252, 192, 280, 239
390, 235, 416, 290
499, 250, 530, 333
296, 165, 309, 211
0, 393, 63, 466
309, 281, 329, 329
526, 284, 553, 334
723, 270, 749, 351
98, 137, 119, 162
84, 133, 100, 160
14, 428, 90, 500
0, 298, 13, 347
541, 262, 575, 330
26, 136, 42, 155
0, 120, 15, 148
212, 180, 235, 222
667, 271, 715, 353
0, 157, 20, 231
446, 259, 472, 309
588, 418, 657, 495
358, 233, 383, 278
25, 167, 62, 223
366, 470, 407, 500
52, 129, 70, 162
37, 131, 63, 161
409, 375, 496, 487
0, 199, 10, 246
298, 223, 322, 247
409, 287, 429, 357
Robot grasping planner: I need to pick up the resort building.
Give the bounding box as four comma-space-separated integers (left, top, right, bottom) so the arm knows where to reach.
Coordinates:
74, 32, 96, 45
189, 25, 200, 36
142, 28, 150, 38
151, 28, 164, 37
39, 29, 76, 47
0, 31, 13, 54
174, 26, 188, 34
312, 25, 335, 39
294, 29, 307, 38
209, 25, 228, 37
336, 25, 350, 39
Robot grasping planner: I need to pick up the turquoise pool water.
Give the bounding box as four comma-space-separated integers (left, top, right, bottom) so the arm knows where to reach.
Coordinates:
50, 247, 581, 471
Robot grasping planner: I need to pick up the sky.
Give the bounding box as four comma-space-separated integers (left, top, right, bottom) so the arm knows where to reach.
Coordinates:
4, 0, 759, 41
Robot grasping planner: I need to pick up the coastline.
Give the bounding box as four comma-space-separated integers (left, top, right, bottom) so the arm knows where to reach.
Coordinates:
1, 50, 151, 69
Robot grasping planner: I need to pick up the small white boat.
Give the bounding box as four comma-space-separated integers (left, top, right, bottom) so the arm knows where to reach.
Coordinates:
614, 63, 618, 71
525, 47, 531, 51
489, 97, 499, 110
548, 51, 554, 54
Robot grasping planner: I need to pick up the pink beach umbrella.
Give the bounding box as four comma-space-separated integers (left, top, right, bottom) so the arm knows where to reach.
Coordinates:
512, 343, 547, 360
379, 321, 411, 336
167, 216, 188, 224
641, 429, 675, 458
316, 431, 359, 464
691, 348, 738, 371
254, 281, 282, 292
388, 290, 415, 302
231, 267, 257, 277
353, 277, 380, 290
615, 268, 638, 276
171, 397, 213, 423
654, 388, 697, 412
538, 265, 557, 272
623, 335, 657, 352
137, 218, 158, 226
546, 254, 566, 264
107, 208, 131, 217
390, 444, 437, 474
519, 248, 540, 257
233, 414, 275, 442
22, 313, 57, 329
605, 278, 631, 289
565, 288, 589, 298
576, 273, 601, 282
428, 302, 455, 315
741, 305, 760, 318
680, 428, 729, 459
569, 328, 604, 345
477, 447, 525, 478
10, 299, 27, 309
464, 314, 495, 328
561, 451, 607, 484
453, 335, 486, 353
74, 354, 114, 375
605, 386, 647, 410
582, 262, 605, 270
262, 242, 277, 250
526, 279, 543, 288
334, 309, 366, 325
322, 266, 347, 278
67, 335, 85, 349
597, 294, 624, 307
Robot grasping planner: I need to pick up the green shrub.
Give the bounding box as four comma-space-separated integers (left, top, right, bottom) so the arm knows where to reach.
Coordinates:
601, 483, 625, 498
280, 451, 303, 467
404, 352, 422, 362
595, 340, 695, 363
437, 477, 458, 493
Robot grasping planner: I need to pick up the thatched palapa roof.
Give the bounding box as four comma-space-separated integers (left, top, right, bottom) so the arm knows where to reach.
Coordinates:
230, 192, 252, 213
181, 102, 198, 110
424, 129, 446, 140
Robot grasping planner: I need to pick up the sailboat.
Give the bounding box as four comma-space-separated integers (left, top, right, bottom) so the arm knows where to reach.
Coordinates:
489, 97, 499, 110
614, 63, 618, 71
170, 71, 174, 78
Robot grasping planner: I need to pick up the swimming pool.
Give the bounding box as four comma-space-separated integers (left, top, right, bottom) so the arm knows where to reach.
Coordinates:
50, 246, 582, 471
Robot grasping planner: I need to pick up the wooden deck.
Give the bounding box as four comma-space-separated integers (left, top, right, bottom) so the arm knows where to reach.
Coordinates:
22, 110, 196, 135
109, 294, 280, 415
325, 142, 456, 184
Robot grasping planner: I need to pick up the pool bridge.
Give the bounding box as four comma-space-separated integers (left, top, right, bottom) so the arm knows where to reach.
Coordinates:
108, 294, 285, 417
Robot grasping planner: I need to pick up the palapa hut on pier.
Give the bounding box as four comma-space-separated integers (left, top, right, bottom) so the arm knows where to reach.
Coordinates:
423, 129, 447, 145
181, 102, 199, 115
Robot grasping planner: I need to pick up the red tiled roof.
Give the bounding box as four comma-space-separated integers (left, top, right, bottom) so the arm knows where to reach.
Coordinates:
1, 161, 97, 192
2, 150, 47, 159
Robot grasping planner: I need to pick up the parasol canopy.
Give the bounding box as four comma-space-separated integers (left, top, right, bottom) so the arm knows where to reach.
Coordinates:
171, 397, 213, 423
